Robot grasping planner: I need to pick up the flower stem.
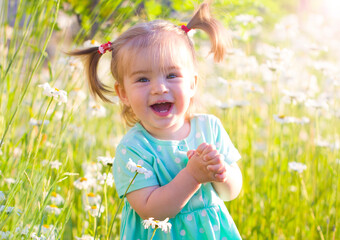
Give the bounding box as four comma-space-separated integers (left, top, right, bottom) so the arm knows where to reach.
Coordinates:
30, 97, 53, 178
299, 174, 325, 240
150, 227, 158, 240
107, 171, 138, 239
94, 166, 111, 239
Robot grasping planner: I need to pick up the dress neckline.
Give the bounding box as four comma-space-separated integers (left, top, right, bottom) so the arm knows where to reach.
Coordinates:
135, 116, 197, 146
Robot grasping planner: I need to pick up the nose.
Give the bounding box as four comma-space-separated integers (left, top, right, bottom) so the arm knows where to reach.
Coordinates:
151, 77, 169, 95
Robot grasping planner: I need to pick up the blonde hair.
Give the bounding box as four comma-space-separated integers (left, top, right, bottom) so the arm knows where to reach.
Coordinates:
69, 2, 231, 126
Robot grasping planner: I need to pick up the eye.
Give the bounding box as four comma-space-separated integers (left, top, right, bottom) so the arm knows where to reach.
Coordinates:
137, 77, 149, 83
167, 73, 177, 79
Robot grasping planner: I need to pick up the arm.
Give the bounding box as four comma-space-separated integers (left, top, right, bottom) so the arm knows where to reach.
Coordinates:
126, 168, 200, 220
192, 143, 242, 201
126, 148, 218, 220
211, 162, 242, 201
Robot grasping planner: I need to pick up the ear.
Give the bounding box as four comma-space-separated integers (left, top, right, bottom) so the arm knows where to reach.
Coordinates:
189, 73, 198, 97
114, 82, 130, 106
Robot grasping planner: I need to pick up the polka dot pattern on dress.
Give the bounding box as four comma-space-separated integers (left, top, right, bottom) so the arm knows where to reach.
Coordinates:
175, 157, 180, 163
180, 230, 186, 236
216, 142, 221, 148
122, 148, 126, 154
186, 214, 192, 221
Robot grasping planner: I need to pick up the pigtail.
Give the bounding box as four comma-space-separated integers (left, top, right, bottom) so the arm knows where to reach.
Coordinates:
68, 47, 114, 103
186, 1, 231, 62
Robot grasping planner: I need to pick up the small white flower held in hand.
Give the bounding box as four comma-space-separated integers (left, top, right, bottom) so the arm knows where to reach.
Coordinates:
38, 82, 68, 105
288, 161, 307, 173
126, 158, 153, 179
142, 217, 172, 233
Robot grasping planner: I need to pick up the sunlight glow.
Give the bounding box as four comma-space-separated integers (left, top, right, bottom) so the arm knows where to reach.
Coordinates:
323, 0, 340, 19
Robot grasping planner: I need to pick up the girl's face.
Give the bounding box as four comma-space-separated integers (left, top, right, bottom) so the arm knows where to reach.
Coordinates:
115, 38, 197, 140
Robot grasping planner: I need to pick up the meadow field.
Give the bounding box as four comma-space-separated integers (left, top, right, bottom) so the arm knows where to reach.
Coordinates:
0, 0, 339, 239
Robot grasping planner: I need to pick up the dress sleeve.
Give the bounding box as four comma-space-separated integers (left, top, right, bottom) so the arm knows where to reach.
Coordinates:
113, 143, 159, 198
212, 116, 241, 165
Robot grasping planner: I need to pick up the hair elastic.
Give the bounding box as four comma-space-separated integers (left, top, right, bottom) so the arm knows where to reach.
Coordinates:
97, 41, 112, 54
181, 25, 191, 33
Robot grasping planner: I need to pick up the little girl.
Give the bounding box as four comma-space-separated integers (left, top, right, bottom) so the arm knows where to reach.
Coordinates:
71, 2, 242, 239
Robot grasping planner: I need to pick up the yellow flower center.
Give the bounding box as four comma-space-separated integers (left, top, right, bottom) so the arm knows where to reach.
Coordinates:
91, 206, 97, 210
49, 204, 58, 208
278, 115, 285, 119
42, 224, 50, 229
137, 165, 142, 168
54, 88, 59, 91
51, 192, 57, 197
87, 192, 96, 197
80, 177, 87, 182
91, 39, 96, 45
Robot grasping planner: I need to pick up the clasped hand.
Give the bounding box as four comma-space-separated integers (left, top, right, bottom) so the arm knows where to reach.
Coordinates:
185, 143, 228, 184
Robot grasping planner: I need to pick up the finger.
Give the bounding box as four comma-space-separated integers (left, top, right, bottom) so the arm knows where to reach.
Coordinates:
205, 154, 224, 165
215, 172, 227, 182
207, 163, 226, 174
203, 149, 219, 161
187, 150, 196, 160
201, 144, 215, 156
196, 143, 209, 155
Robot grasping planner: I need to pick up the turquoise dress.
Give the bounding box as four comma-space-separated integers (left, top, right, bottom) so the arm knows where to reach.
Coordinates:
113, 114, 242, 239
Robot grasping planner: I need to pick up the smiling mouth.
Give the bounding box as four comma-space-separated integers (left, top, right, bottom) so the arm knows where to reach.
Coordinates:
150, 102, 173, 113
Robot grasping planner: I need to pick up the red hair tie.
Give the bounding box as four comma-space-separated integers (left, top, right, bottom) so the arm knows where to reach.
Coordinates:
97, 41, 112, 54
181, 25, 191, 33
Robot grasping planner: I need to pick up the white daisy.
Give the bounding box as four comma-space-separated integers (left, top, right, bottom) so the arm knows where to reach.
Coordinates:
126, 159, 153, 179
97, 172, 114, 187
38, 82, 68, 105
87, 101, 106, 118
50, 160, 62, 170
97, 156, 114, 166
0, 231, 12, 239
30, 232, 46, 240
15, 226, 29, 236
274, 115, 310, 124
0, 205, 21, 216
288, 161, 307, 173
87, 192, 101, 205
142, 217, 172, 233
75, 235, 95, 240
45, 204, 61, 215
305, 99, 329, 110
4, 178, 15, 185
85, 204, 104, 217
29, 118, 50, 126
51, 192, 64, 205
73, 175, 96, 190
